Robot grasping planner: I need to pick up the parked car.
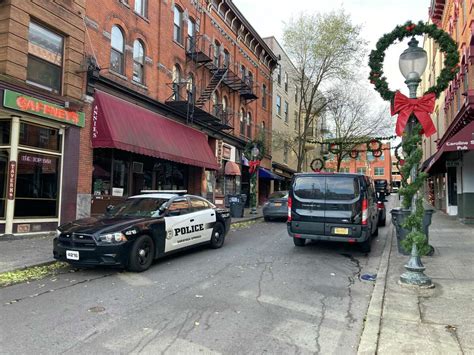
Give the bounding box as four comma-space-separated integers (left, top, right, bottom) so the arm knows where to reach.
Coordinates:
374, 179, 390, 195
53, 192, 231, 272
287, 173, 379, 252
376, 191, 387, 226
263, 190, 289, 221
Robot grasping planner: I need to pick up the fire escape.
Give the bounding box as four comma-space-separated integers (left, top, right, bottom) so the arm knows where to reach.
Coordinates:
165, 34, 258, 132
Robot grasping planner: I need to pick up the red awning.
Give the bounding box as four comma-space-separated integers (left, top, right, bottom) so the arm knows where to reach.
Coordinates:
224, 161, 241, 176
91, 91, 218, 170
426, 120, 474, 172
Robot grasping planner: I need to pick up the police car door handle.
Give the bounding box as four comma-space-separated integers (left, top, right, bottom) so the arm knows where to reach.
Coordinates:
211, 213, 215, 216
190, 219, 195, 222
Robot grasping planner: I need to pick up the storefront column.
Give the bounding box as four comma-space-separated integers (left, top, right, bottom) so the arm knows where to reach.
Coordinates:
5, 115, 20, 235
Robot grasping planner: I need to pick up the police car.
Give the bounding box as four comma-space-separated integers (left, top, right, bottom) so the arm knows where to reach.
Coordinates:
53, 191, 231, 272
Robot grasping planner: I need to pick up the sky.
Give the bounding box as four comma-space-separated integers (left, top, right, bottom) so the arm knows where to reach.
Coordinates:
233, 0, 431, 117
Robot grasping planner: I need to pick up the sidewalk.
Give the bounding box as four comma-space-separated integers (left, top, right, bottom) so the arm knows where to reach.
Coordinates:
0, 207, 263, 274
359, 208, 474, 354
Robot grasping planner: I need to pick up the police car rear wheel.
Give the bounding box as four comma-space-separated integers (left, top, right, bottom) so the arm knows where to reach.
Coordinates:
128, 235, 154, 272
210, 222, 225, 249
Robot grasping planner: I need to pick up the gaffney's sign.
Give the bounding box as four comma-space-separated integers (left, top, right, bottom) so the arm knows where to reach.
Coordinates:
3, 89, 85, 127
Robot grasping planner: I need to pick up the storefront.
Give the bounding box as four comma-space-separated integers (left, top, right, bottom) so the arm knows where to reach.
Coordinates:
272, 162, 295, 191
0, 89, 83, 235
214, 141, 241, 207
89, 91, 218, 215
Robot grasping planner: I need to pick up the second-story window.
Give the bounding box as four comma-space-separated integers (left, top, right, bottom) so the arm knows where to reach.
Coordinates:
223, 49, 230, 68
173, 6, 183, 44
276, 95, 281, 116
277, 64, 281, 85
213, 41, 220, 67
246, 112, 252, 138
132, 40, 145, 83
187, 18, 196, 50
240, 64, 246, 80
110, 25, 124, 74
240, 109, 245, 136
247, 71, 254, 88
134, 0, 147, 17
262, 84, 267, 108
172, 64, 181, 100
27, 22, 63, 94
284, 72, 288, 92
284, 101, 289, 122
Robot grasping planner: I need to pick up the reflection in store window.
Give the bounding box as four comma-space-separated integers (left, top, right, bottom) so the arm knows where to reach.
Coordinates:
19, 122, 60, 151
0, 121, 10, 145
0, 150, 8, 218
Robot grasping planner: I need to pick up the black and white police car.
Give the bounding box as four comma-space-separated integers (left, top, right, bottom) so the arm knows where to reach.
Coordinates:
53, 191, 231, 272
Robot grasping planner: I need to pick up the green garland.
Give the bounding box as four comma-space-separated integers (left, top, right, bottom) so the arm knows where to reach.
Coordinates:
243, 138, 266, 161
368, 21, 459, 101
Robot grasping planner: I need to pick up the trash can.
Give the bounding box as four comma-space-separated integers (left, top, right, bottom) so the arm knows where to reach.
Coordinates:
391, 208, 434, 256
228, 194, 244, 218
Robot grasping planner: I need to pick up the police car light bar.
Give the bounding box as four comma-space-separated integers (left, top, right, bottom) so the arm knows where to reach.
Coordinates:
140, 190, 188, 195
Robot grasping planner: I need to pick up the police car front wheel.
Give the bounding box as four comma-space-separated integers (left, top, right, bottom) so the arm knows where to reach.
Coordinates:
210, 222, 225, 249
128, 235, 155, 272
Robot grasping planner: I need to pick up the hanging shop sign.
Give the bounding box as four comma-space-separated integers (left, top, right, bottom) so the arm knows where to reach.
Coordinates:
3, 89, 85, 127
446, 160, 461, 168
7, 161, 16, 200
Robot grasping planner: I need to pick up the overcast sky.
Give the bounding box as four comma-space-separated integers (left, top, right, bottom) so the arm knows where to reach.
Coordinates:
233, 0, 431, 110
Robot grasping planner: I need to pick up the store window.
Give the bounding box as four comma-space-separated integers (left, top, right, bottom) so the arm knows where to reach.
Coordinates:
0, 150, 7, 219
154, 161, 187, 190
173, 6, 183, 44
112, 158, 129, 196
110, 26, 125, 74
0, 121, 10, 145
15, 151, 60, 217
27, 22, 63, 94
374, 167, 384, 176
19, 122, 60, 151
92, 149, 112, 195
133, 40, 145, 83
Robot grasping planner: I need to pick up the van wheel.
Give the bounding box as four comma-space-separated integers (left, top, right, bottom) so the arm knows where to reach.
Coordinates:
128, 235, 154, 272
293, 237, 306, 247
210, 222, 225, 249
360, 237, 372, 253
378, 218, 386, 227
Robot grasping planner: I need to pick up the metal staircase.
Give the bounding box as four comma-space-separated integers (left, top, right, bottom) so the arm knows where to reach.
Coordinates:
195, 68, 228, 108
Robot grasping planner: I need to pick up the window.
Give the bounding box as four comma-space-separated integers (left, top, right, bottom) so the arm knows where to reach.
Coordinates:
212, 91, 219, 116
110, 25, 124, 74
367, 151, 375, 161
187, 18, 196, 50
240, 109, 245, 135
294, 176, 325, 200
168, 197, 190, 215
186, 73, 194, 101
277, 64, 281, 85
283, 141, 288, 164
132, 40, 145, 83
173, 6, 183, 44
276, 95, 281, 116
463, 65, 469, 96
223, 49, 230, 68
374, 167, 385, 176
284, 72, 288, 92
339, 167, 350, 173
284, 101, 289, 122
190, 197, 210, 212
246, 112, 252, 138
0, 150, 8, 218
213, 41, 221, 67
240, 64, 246, 80
262, 84, 267, 108
326, 177, 359, 201
357, 167, 366, 175
27, 22, 63, 94
19, 122, 60, 151
134, 0, 147, 17
172, 65, 181, 100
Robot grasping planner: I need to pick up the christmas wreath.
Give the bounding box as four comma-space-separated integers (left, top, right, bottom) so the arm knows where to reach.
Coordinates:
243, 139, 266, 161
368, 21, 459, 102
310, 158, 325, 172
394, 143, 404, 161
349, 150, 359, 159
367, 139, 382, 152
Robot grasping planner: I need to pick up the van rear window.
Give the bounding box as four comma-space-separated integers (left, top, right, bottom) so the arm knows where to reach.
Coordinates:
293, 177, 325, 199
326, 177, 359, 200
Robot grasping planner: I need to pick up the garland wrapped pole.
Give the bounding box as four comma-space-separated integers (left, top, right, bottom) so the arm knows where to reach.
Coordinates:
244, 139, 266, 215
368, 21, 459, 288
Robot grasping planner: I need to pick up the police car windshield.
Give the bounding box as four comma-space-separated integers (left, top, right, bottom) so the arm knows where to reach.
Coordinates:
106, 198, 169, 218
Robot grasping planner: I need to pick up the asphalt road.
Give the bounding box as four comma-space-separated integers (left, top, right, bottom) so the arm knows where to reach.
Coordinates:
0, 212, 391, 354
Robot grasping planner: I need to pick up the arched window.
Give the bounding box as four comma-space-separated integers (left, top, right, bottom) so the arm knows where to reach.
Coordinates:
172, 64, 181, 100
110, 26, 124, 74
222, 96, 228, 113
247, 71, 253, 87
187, 18, 196, 50
223, 49, 230, 68
246, 111, 252, 138
240, 64, 246, 80
240, 108, 245, 135
214, 40, 221, 67
186, 73, 194, 102
132, 40, 145, 83
212, 91, 219, 116
173, 6, 183, 44
262, 84, 267, 108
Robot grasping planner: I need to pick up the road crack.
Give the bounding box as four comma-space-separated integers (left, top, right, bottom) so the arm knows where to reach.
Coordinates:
314, 295, 328, 354
341, 253, 362, 328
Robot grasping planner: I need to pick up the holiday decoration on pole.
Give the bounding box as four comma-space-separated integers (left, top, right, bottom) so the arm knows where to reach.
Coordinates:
244, 139, 266, 214
310, 158, 325, 172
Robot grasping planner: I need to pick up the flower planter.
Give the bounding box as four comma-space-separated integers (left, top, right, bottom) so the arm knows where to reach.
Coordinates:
390, 208, 435, 256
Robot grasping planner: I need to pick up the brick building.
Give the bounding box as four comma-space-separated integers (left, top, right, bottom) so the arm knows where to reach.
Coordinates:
0, 0, 87, 235
421, 0, 474, 222
78, 0, 278, 216
324, 143, 392, 183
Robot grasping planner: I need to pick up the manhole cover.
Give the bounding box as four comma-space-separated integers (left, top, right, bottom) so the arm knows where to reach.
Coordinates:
88, 306, 105, 313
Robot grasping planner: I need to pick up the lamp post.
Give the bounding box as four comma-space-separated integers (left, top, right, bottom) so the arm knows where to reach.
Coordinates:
397, 37, 433, 287
250, 145, 260, 214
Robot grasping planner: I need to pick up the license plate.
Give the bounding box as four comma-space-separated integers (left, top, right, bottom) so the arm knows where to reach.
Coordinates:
334, 227, 349, 235
66, 250, 79, 260
273, 202, 282, 207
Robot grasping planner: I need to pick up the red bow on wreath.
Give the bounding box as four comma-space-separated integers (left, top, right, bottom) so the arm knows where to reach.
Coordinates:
249, 160, 261, 174
390, 91, 436, 137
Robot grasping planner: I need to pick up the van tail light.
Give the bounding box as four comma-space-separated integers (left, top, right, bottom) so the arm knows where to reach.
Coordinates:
287, 196, 292, 222
377, 201, 384, 209
362, 199, 368, 225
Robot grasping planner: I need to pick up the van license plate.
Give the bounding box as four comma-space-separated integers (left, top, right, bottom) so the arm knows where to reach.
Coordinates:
66, 250, 79, 260
334, 228, 349, 235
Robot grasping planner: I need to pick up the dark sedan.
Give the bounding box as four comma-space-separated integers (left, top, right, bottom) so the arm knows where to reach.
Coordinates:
53, 192, 231, 272
263, 191, 289, 221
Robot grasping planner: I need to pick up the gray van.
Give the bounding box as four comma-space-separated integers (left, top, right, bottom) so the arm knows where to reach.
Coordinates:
287, 173, 379, 252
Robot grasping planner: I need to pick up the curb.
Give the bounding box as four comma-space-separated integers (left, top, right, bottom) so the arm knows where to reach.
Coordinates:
230, 216, 263, 225
0, 260, 58, 275
357, 223, 394, 355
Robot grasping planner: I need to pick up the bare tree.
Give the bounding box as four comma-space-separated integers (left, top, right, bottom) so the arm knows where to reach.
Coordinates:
283, 10, 367, 171
323, 85, 392, 171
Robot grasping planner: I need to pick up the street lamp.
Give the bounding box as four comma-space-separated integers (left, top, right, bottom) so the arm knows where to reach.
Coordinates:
250, 145, 260, 214
398, 37, 433, 288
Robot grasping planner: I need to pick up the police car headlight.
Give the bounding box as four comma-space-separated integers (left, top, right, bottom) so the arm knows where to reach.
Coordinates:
98, 232, 127, 243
